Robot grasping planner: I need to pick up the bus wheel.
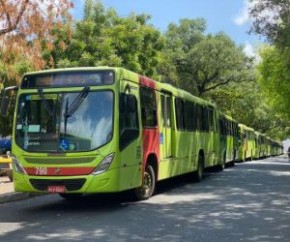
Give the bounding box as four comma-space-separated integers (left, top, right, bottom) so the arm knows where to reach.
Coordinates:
193, 154, 204, 182
59, 193, 83, 201
218, 153, 226, 171
133, 164, 156, 200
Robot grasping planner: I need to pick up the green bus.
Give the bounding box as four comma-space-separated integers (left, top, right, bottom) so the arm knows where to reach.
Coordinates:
218, 113, 239, 167
269, 139, 283, 157
238, 123, 255, 161
255, 132, 268, 159
1, 67, 225, 200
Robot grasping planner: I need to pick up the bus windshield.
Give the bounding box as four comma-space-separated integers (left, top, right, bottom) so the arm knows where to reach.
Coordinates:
15, 90, 113, 152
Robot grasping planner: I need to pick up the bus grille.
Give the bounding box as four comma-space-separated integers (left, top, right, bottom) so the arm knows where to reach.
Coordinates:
29, 178, 86, 191
25, 157, 95, 164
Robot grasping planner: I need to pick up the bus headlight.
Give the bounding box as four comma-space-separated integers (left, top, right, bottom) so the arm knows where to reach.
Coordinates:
92, 153, 115, 175
12, 156, 26, 174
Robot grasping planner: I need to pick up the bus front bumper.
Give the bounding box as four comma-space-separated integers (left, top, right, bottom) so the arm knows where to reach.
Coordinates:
13, 169, 121, 194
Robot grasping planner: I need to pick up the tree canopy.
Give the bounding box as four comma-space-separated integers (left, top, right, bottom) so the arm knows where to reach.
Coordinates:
0, 0, 73, 83
48, 0, 164, 78
249, 0, 290, 137
161, 19, 254, 96
249, 0, 290, 48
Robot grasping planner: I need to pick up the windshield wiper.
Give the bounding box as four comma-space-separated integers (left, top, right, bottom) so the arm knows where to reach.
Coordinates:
64, 86, 90, 118
38, 89, 54, 116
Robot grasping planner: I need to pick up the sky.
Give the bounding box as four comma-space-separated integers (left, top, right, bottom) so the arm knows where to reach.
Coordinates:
72, 0, 263, 57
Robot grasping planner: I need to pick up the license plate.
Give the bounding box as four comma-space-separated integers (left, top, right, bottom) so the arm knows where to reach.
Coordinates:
48, 186, 66, 193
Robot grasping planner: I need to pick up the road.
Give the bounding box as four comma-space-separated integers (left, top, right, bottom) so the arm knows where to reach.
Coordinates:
1, 156, 290, 241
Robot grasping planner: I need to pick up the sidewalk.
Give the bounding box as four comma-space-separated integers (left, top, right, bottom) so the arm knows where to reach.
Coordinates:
0, 176, 32, 203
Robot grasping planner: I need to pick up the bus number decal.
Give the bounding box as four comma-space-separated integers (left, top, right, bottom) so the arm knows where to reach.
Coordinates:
35, 167, 48, 175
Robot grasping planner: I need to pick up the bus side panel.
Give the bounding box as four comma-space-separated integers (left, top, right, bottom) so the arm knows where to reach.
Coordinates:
174, 130, 195, 176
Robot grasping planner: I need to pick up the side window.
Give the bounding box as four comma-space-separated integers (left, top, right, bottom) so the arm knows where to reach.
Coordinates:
175, 98, 185, 130
219, 118, 226, 135
208, 108, 214, 131
202, 106, 209, 132
161, 95, 166, 126
195, 104, 202, 131
166, 96, 171, 127
161, 95, 171, 128
119, 93, 139, 150
184, 101, 194, 131
140, 87, 157, 128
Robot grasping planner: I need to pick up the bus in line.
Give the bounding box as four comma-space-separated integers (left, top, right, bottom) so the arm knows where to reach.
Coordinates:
238, 124, 255, 161
1, 67, 228, 200
218, 113, 239, 167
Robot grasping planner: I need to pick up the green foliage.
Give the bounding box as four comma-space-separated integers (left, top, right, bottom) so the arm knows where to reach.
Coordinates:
166, 18, 206, 52
48, 0, 164, 79
249, 0, 290, 138
258, 46, 290, 119
205, 80, 288, 140
184, 33, 253, 95
249, 0, 290, 48
159, 18, 206, 86
162, 19, 254, 96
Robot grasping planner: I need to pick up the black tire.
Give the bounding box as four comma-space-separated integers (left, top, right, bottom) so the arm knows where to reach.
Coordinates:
218, 152, 226, 171
59, 193, 83, 201
193, 154, 204, 182
231, 151, 236, 167
133, 164, 156, 200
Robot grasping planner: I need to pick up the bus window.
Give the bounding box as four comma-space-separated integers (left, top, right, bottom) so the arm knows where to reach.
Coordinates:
175, 98, 185, 130
119, 93, 139, 150
140, 87, 157, 128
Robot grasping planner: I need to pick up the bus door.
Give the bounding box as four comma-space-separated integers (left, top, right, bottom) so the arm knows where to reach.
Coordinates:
161, 93, 172, 159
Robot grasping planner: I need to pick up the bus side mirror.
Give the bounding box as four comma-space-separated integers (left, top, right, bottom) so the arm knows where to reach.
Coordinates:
1, 86, 18, 116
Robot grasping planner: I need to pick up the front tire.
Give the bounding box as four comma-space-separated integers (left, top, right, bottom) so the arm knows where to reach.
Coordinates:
133, 164, 156, 200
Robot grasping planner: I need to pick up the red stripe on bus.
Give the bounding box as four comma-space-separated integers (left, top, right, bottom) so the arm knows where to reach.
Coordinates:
24, 167, 95, 176
142, 129, 160, 173
140, 75, 156, 88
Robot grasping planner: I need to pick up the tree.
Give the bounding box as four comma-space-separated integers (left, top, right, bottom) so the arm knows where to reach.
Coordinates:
249, 0, 290, 48
163, 25, 254, 96
184, 33, 254, 96
0, 0, 73, 136
52, 0, 164, 79
0, 0, 72, 36
258, 45, 290, 119
0, 0, 73, 82
206, 80, 288, 140
249, 0, 290, 138
165, 18, 206, 53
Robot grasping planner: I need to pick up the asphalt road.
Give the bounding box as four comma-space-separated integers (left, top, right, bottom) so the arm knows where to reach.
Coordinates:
0, 156, 290, 242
